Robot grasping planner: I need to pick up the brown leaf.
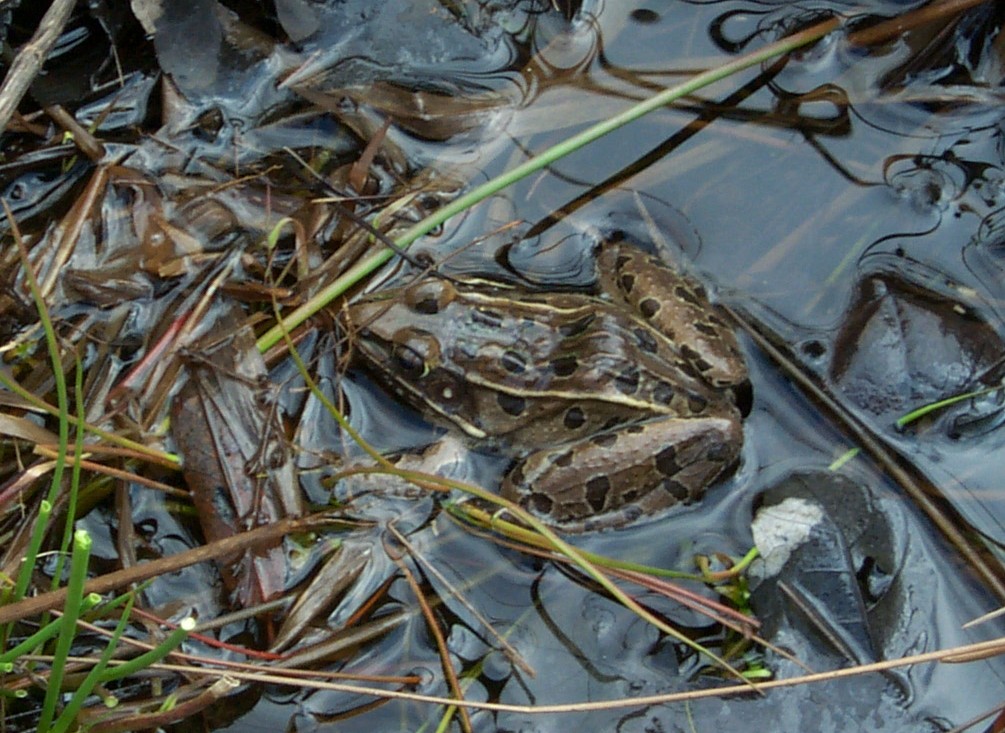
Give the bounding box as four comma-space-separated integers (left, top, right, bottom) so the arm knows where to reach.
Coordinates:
171, 304, 304, 607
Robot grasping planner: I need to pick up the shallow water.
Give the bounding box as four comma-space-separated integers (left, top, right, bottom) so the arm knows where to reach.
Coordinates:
3, 0, 1005, 731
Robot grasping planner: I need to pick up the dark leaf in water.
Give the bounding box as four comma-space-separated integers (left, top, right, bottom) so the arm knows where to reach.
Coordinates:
830, 268, 1005, 433
751, 472, 906, 666
140, 0, 223, 93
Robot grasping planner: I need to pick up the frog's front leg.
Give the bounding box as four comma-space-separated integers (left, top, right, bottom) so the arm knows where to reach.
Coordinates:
499, 415, 743, 532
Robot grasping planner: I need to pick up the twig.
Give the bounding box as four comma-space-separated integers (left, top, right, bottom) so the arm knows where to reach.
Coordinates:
0, 0, 76, 134
44, 104, 105, 161
847, 0, 992, 47
387, 522, 535, 676
0, 513, 336, 624
386, 534, 474, 733
26, 634, 1005, 714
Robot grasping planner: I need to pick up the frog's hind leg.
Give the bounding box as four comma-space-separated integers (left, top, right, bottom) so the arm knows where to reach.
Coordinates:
500, 415, 742, 532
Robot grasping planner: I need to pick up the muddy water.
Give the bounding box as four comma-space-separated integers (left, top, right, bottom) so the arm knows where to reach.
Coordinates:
4, 1, 1005, 731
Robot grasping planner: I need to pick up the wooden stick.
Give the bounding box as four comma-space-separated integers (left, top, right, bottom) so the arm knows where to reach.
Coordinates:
0, 514, 334, 625
0, 0, 76, 134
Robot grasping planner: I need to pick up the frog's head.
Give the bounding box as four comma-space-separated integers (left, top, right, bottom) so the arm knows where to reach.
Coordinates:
344, 279, 457, 367
344, 279, 488, 437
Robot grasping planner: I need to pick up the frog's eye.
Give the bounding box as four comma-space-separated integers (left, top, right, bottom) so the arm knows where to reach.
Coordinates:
405, 280, 454, 315
389, 329, 441, 378
391, 343, 428, 378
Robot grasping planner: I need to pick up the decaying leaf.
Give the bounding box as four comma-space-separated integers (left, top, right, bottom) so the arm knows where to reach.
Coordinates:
171, 304, 304, 608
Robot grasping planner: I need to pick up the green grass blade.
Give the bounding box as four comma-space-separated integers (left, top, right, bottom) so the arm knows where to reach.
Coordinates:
50, 356, 87, 594
0, 594, 100, 665
49, 594, 136, 733
8, 210, 71, 602
37, 529, 91, 731
97, 617, 194, 683
896, 385, 1003, 429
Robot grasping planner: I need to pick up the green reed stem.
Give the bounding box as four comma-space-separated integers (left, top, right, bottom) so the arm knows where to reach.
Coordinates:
6, 498, 51, 606
49, 595, 136, 733
10, 213, 70, 603
0, 593, 100, 665
50, 357, 86, 595
896, 384, 1004, 429
37, 529, 91, 731
97, 617, 195, 683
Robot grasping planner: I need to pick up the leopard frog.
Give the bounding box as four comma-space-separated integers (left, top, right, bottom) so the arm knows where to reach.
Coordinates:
343, 241, 748, 531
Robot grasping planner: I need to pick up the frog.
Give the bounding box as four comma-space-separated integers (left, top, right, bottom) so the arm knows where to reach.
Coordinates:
341, 240, 748, 532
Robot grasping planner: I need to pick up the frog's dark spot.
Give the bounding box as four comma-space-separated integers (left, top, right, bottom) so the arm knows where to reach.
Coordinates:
585, 475, 611, 511
676, 359, 701, 379
591, 432, 619, 448
403, 281, 448, 313
683, 341, 707, 368
653, 381, 676, 405
707, 314, 727, 328
694, 322, 718, 337
661, 478, 690, 501
615, 367, 640, 395
621, 488, 640, 503
472, 309, 504, 328
687, 395, 709, 413
625, 424, 645, 434
497, 393, 526, 416
564, 406, 586, 429
602, 416, 625, 430
681, 344, 713, 373
550, 355, 579, 377
639, 298, 660, 318
502, 350, 527, 374
674, 285, 701, 306
655, 446, 681, 476
620, 273, 636, 293
559, 314, 595, 338
615, 254, 631, 270
554, 451, 574, 468
508, 464, 525, 485
528, 492, 554, 515
633, 327, 659, 354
